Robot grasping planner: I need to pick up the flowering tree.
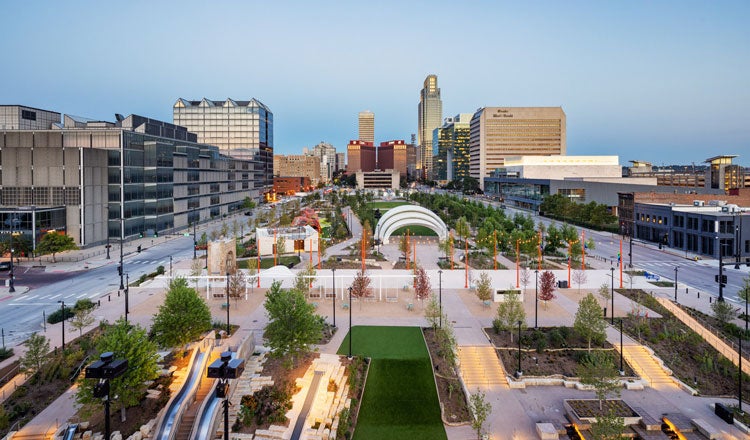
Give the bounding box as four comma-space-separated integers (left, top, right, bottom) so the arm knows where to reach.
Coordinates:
414, 266, 432, 307
538, 270, 557, 309
350, 270, 372, 310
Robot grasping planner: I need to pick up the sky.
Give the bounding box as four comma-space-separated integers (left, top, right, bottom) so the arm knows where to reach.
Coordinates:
1, 0, 748, 166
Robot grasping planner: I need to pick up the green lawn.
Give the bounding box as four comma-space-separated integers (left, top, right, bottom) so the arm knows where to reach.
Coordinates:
390, 225, 437, 237
338, 326, 447, 440
366, 201, 410, 210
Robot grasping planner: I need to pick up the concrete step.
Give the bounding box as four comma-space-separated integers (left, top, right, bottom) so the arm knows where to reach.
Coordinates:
459, 346, 508, 388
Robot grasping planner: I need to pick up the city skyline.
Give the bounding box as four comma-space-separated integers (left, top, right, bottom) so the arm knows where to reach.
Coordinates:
1, 1, 748, 165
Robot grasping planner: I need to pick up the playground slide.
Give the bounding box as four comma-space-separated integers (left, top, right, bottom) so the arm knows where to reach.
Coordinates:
153, 349, 207, 440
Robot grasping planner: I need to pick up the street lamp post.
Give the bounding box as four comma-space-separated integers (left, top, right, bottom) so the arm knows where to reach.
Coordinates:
193, 207, 198, 260
516, 320, 522, 378
226, 272, 231, 335
531, 269, 538, 328
610, 267, 615, 325
170, 256, 173, 278
332, 267, 336, 327
124, 274, 129, 324
8, 217, 17, 293
207, 352, 245, 440
85, 352, 128, 440
438, 269, 443, 328
58, 300, 66, 350
119, 218, 125, 291
348, 286, 353, 358
619, 318, 624, 376
674, 266, 678, 302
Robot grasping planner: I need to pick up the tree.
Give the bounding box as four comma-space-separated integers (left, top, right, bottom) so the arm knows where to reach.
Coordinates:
228, 270, 247, 306
399, 233, 411, 264
578, 350, 622, 411
350, 270, 372, 309
469, 389, 492, 440
220, 222, 229, 237
538, 271, 557, 309
590, 408, 626, 440
276, 235, 287, 257
738, 275, 750, 309
21, 333, 49, 375
76, 319, 159, 422
70, 307, 95, 338
519, 268, 531, 293
424, 294, 442, 330
35, 231, 78, 263
190, 258, 203, 291
294, 264, 316, 297
476, 271, 493, 302
574, 293, 607, 351
455, 216, 471, 245
151, 278, 212, 349
438, 235, 454, 261
711, 300, 738, 325
572, 269, 588, 294
242, 197, 256, 210
264, 281, 323, 365
493, 292, 526, 343
414, 266, 431, 306
598, 283, 611, 307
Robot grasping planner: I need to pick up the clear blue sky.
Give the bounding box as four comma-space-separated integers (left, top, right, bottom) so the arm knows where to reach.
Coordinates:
1, 1, 748, 165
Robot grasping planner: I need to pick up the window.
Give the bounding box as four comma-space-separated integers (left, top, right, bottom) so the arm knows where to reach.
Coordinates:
21, 110, 36, 121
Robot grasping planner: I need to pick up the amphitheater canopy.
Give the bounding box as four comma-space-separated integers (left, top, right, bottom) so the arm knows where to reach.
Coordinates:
374, 205, 448, 244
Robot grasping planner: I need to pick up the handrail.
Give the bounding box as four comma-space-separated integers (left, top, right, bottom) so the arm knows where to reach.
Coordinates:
679, 304, 750, 361
69, 355, 91, 383
153, 346, 207, 440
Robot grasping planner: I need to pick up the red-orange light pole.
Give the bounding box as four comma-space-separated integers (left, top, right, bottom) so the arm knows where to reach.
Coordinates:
493, 230, 498, 270
581, 230, 586, 271
317, 235, 321, 270
464, 237, 469, 289
516, 239, 520, 288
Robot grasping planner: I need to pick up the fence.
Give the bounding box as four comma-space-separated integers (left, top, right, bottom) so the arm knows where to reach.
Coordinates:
656, 297, 750, 376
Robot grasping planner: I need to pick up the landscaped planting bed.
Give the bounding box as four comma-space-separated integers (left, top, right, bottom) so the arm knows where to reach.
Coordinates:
422, 328, 471, 424
619, 289, 750, 397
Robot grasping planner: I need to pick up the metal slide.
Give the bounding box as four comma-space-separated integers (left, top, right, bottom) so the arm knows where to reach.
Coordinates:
191, 351, 237, 440
153, 349, 207, 440
62, 423, 78, 440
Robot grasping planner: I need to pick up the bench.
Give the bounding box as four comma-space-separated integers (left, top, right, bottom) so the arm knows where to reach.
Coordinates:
406, 303, 414, 311
220, 302, 229, 310
632, 407, 660, 431
483, 300, 492, 308
691, 419, 720, 439
341, 303, 349, 310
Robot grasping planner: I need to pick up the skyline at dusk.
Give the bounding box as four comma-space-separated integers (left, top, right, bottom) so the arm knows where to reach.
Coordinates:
1, 0, 748, 165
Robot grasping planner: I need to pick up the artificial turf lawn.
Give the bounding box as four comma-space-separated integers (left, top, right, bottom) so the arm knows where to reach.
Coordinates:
390, 225, 438, 237
337, 326, 447, 440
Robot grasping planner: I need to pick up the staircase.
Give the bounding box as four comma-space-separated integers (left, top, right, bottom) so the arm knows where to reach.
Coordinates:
458, 346, 508, 389
174, 377, 216, 440
621, 345, 674, 388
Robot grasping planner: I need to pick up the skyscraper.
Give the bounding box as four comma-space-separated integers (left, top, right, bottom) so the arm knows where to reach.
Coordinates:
358, 111, 374, 143
433, 114, 473, 183
417, 74, 442, 179
173, 97, 273, 194
470, 107, 566, 189
308, 141, 337, 183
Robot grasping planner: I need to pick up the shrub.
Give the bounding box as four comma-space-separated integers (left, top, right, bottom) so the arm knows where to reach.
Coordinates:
559, 326, 571, 341
47, 307, 75, 324
535, 338, 547, 353
74, 298, 96, 311
156, 265, 166, 275
549, 329, 565, 348
0, 347, 13, 361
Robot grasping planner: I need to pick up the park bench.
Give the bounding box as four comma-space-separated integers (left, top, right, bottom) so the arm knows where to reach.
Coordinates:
406, 303, 414, 311
483, 300, 492, 308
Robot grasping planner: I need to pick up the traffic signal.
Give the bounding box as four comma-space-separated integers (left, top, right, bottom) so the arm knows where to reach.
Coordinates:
117, 265, 122, 276
139, 233, 143, 238
137, 245, 142, 253
715, 274, 727, 284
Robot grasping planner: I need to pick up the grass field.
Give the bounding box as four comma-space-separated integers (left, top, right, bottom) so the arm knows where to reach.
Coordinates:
366, 201, 410, 210
338, 326, 447, 440
389, 225, 438, 237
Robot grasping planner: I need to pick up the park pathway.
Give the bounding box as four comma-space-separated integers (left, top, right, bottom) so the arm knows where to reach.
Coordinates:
606, 326, 676, 390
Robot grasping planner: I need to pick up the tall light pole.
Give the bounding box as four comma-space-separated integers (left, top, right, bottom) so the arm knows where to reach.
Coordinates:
58, 300, 66, 350
119, 218, 125, 290
85, 352, 128, 440
332, 267, 336, 327
226, 271, 231, 335
534, 269, 539, 328
207, 352, 244, 440
193, 207, 197, 259
8, 216, 17, 293
438, 269, 443, 328
348, 286, 353, 359
718, 237, 725, 302
124, 274, 129, 324
619, 319, 624, 376
170, 256, 173, 278
105, 206, 111, 260
516, 320, 522, 378
610, 267, 615, 325
673, 266, 678, 302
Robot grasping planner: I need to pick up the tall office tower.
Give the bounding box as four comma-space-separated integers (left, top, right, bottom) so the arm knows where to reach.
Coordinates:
377, 140, 408, 176
273, 155, 321, 184
358, 111, 375, 143
347, 140, 376, 173
470, 107, 566, 189
417, 74, 442, 179
336, 152, 346, 172
308, 141, 337, 183
433, 113, 473, 183
173, 97, 273, 194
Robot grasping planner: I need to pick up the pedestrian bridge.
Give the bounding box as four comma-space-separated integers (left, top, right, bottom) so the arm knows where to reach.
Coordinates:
374, 205, 448, 244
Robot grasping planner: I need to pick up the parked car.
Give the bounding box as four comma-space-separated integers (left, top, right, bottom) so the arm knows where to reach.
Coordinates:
0, 261, 10, 271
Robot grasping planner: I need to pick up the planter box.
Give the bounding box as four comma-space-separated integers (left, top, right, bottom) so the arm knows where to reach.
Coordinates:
564, 399, 641, 427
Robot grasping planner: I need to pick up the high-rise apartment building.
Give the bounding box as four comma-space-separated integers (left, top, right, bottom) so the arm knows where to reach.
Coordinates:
470, 107, 566, 189
358, 111, 374, 143
378, 140, 408, 176
417, 74, 442, 179
433, 113, 473, 183
308, 142, 337, 183
273, 155, 321, 184
347, 140, 376, 173
173, 97, 273, 194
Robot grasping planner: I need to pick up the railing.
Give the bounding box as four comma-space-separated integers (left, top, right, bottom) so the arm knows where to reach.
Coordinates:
679, 304, 750, 361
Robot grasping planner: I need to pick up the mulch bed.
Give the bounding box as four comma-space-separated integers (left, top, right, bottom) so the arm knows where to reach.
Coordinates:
422, 328, 471, 424
321, 260, 381, 270
567, 399, 637, 418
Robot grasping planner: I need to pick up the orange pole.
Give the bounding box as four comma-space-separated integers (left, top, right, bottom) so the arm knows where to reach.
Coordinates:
273, 228, 277, 266
406, 230, 410, 270
581, 230, 586, 270
493, 230, 497, 270
516, 239, 520, 288
317, 235, 321, 270
361, 234, 366, 273
450, 232, 454, 270
567, 241, 572, 286
464, 238, 469, 288
619, 239, 623, 288
257, 243, 260, 288
537, 230, 542, 271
